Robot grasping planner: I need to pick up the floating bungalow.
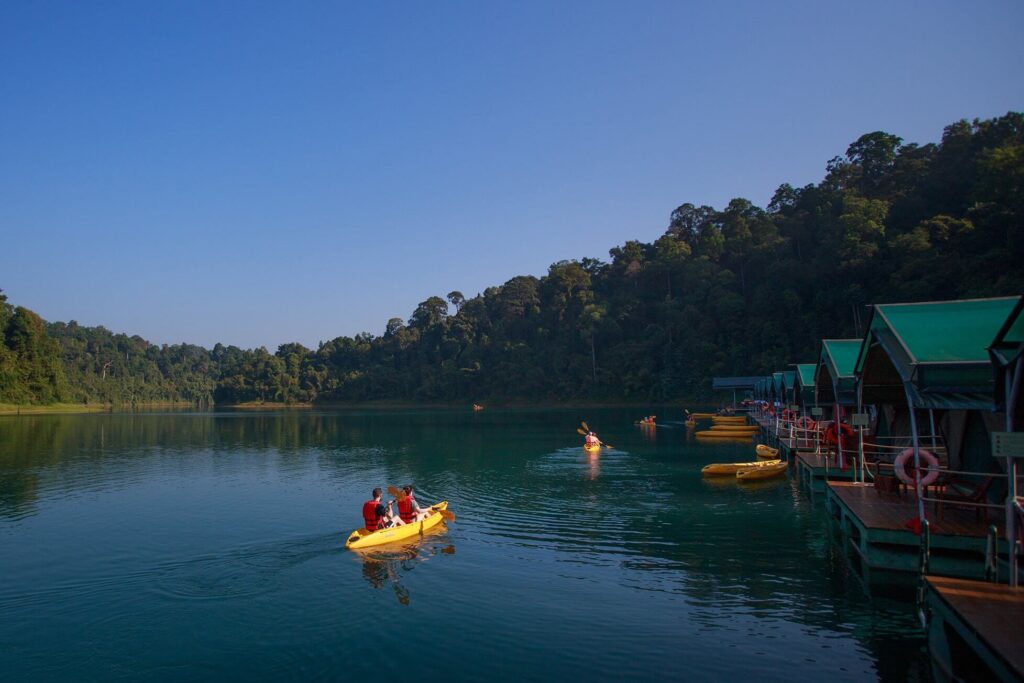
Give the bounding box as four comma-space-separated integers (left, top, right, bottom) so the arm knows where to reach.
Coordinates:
725, 295, 1024, 681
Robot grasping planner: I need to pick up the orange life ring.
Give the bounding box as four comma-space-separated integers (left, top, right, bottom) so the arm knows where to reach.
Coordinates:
795, 416, 816, 431
894, 448, 940, 487
823, 422, 855, 446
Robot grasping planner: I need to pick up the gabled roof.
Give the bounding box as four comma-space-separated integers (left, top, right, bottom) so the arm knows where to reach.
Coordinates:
771, 372, 785, 398
856, 296, 1020, 409
815, 339, 862, 406
712, 376, 764, 390
793, 363, 817, 407
780, 370, 797, 404
990, 296, 1024, 368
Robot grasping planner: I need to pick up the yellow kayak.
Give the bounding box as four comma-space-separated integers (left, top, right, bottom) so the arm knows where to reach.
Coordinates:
712, 417, 748, 424
702, 459, 781, 476
345, 502, 449, 549
710, 424, 759, 431
696, 430, 754, 439
584, 443, 602, 453
756, 444, 780, 459
687, 412, 716, 419
737, 461, 788, 481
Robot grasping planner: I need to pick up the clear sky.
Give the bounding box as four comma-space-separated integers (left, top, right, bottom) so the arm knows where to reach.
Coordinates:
2, 1, 1022, 350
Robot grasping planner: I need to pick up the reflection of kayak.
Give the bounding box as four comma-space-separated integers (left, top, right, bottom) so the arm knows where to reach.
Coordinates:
584, 443, 602, 453
756, 444, 780, 459
702, 459, 781, 476
737, 461, 788, 481
345, 502, 449, 549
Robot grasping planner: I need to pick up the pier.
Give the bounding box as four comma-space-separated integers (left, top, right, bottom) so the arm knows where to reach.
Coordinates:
924, 576, 1024, 682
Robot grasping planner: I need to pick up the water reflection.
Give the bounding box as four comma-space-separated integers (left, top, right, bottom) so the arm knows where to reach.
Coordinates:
351, 532, 453, 606
0, 408, 932, 681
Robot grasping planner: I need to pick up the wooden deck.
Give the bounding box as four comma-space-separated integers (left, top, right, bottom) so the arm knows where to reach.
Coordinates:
826, 481, 1006, 579
828, 481, 999, 537
795, 452, 857, 491
925, 576, 1024, 682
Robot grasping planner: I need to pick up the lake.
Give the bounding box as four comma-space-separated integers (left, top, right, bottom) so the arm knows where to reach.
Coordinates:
0, 408, 930, 681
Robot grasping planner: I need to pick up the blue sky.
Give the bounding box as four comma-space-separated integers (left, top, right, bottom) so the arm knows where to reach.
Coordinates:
2, 1, 1022, 349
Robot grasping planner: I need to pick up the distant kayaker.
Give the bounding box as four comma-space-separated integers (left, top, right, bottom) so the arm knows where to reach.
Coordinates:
396, 485, 432, 524
362, 488, 404, 531
584, 431, 600, 447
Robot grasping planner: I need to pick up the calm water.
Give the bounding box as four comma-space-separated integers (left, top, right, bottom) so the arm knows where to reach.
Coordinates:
0, 408, 931, 682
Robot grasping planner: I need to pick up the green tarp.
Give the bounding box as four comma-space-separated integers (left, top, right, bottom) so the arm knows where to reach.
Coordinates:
780, 370, 797, 404
815, 339, 862, 406
990, 296, 1024, 411
856, 296, 1021, 410
794, 363, 817, 407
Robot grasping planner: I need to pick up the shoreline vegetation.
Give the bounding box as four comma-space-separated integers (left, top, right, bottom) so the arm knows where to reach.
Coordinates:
0, 400, 711, 415
2, 113, 1022, 410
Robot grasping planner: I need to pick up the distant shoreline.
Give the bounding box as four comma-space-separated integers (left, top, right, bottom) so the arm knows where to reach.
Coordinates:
0, 399, 720, 416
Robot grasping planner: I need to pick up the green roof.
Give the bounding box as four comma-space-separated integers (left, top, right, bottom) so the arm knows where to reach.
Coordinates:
771, 372, 784, 396
795, 364, 816, 389
872, 297, 1020, 364
857, 296, 1021, 409
990, 297, 1024, 367
815, 339, 862, 406
794, 363, 818, 407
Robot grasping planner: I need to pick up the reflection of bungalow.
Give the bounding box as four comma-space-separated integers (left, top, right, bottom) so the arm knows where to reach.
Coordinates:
854, 296, 1019, 523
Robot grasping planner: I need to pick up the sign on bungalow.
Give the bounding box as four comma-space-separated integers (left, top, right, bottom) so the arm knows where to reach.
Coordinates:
991, 432, 1024, 459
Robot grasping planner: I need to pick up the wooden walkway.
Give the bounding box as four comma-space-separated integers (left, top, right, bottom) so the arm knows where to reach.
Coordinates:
925, 576, 1024, 682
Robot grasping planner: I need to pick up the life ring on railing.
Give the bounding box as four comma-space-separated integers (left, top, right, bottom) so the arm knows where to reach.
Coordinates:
795, 416, 816, 431
893, 448, 940, 487
823, 422, 855, 446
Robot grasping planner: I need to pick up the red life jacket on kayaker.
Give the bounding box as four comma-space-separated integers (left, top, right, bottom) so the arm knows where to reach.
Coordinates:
362, 500, 383, 531
397, 495, 416, 524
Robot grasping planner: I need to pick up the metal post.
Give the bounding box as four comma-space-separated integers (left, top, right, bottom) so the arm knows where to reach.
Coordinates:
857, 383, 865, 484
928, 409, 937, 451
904, 384, 926, 524
1007, 361, 1023, 587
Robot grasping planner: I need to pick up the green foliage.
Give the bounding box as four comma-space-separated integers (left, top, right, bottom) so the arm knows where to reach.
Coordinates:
3, 112, 1023, 405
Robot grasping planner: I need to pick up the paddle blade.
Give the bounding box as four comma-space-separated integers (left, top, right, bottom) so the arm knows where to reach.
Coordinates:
581, 421, 590, 432
387, 485, 406, 501
577, 428, 588, 436
602, 443, 614, 450
439, 509, 456, 522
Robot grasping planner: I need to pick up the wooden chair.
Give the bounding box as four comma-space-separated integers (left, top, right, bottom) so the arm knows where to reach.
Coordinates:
936, 475, 996, 521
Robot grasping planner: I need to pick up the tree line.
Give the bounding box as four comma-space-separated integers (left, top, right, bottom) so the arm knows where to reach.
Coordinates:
3, 112, 1022, 406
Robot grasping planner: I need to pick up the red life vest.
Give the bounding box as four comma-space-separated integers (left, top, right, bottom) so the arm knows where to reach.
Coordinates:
362, 500, 382, 531
397, 495, 416, 524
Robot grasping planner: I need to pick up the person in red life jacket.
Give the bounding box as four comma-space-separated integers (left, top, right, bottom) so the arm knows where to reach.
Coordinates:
396, 485, 433, 524
361, 488, 404, 532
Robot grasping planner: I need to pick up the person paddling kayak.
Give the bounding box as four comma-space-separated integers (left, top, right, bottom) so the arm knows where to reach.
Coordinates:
584, 431, 600, 448
396, 485, 433, 524
362, 488, 404, 531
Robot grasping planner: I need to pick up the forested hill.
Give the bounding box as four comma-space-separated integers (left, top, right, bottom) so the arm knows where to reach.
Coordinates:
3, 112, 1023, 406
